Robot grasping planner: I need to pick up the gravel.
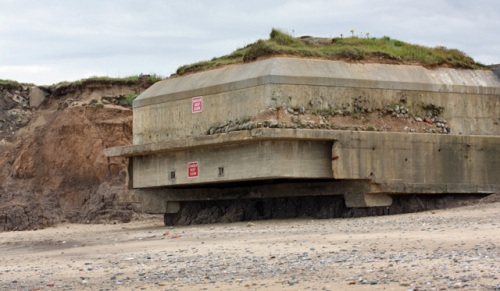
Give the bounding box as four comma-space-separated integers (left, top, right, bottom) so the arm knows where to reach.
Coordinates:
0, 202, 499, 290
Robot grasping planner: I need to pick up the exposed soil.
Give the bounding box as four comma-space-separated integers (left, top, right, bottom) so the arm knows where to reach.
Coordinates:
0, 79, 154, 231
207, 103, 450, 136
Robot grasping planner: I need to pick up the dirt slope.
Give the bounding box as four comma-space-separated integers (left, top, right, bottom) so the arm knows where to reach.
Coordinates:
0, 79, 152, 231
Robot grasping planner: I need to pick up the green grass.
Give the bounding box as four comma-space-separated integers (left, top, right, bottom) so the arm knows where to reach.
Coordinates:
176, 29, 484, 75
53, 74, 163, 89
0, 79, 35, 88
122, 92, 141, 106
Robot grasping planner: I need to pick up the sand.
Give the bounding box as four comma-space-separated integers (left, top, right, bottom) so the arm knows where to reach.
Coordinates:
0, 202, 498, 290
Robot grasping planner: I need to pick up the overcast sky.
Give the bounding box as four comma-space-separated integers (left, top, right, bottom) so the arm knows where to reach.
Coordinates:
1, 0, 499, 85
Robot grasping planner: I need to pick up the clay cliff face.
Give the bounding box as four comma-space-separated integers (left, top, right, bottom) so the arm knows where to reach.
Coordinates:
0, 79, 152, 231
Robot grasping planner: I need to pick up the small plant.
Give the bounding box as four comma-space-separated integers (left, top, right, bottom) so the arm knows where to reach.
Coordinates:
96, 103, 104, 108
352, 112, 361, 120
124, 92, 140, 106
296, 119, 305, 128
366, 125, 376, 131
147, 74, 163, 83
422, 103, 445, 116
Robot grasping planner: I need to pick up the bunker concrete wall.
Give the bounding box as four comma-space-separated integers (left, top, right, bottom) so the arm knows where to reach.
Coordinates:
120, 128, 500, 196
332, 131, 500, 194
133, 86, 268, 144
133, 58, 500, 145
132, 140, 333, 188
266, 84, 500, 136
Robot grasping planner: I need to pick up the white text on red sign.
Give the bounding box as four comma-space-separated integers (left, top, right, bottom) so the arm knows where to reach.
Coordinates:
191, 96, 203, 113
188, 162, 199, 178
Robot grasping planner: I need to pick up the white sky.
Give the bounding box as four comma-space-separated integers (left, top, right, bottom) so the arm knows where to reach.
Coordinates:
1, 0, 499, 85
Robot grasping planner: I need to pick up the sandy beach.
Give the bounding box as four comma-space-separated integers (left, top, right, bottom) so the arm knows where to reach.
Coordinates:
0, 202, 498, 290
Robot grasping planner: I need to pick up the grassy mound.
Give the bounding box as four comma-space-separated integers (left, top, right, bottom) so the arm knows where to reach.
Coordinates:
176, 29, 483, 75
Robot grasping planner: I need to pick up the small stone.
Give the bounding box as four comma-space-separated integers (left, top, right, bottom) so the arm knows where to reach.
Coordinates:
399, 280, 410, 287
452, 282, 462, 289
268, 120, 279, 128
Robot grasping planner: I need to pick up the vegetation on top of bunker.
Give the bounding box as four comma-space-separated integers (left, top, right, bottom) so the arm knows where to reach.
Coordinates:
175, 29, 485, 76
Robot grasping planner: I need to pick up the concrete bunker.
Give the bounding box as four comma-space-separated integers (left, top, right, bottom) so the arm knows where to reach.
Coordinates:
105, 57, 500, 224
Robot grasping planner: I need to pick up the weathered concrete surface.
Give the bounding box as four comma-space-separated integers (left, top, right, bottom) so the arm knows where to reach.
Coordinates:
106, 128, 499, 209
28, 86, 47, 108
105, 58, 500, 210
135, 58, 500, 108
332, 131, 500, 195
118, 180, 371, 213
132, 140, 333, 188
132, 58, 500, 144
105, 128, 342, 157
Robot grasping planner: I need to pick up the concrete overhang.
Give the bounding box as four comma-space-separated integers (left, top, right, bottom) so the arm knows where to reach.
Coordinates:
104, 128, 342, 157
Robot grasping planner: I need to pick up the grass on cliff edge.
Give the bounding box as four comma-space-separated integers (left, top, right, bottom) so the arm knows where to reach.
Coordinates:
176, 29, 484, 75
52, 74, 163, 89
0, 79, 35, 88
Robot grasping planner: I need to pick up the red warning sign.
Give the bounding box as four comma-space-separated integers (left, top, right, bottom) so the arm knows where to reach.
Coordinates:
187, 162, 199, 178
191, 96, 203, 113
